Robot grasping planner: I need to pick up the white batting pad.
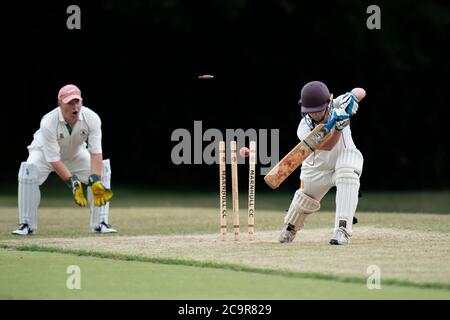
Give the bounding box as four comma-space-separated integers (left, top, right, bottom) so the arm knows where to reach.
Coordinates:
18, 162, 40, 230
334, 149, 363, 234
88, 159, 111, 230
285, 189, 320, 231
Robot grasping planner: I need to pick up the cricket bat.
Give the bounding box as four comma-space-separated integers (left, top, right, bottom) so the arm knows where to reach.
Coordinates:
264, 117, 336, 189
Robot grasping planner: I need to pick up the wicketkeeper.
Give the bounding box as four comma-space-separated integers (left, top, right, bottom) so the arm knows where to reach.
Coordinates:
279, 81, 365, 245
12, 84, 117, 235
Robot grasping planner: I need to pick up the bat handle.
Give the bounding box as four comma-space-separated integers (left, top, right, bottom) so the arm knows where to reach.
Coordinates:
324, 117, 335, 132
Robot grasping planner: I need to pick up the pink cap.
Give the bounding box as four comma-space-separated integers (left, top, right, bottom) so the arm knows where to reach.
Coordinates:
58, 84, 82, 104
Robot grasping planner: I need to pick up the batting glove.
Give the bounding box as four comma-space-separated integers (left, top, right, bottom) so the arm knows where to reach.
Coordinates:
88, 174, 113, 206
333, 109, 350, 131
341, 92, 359, 116
65, 175, 88, 207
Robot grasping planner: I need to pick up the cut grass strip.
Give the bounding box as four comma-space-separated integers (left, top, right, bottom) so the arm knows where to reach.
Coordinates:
4, 243, 449, 292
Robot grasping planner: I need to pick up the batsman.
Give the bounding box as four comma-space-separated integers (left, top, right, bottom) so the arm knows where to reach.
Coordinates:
279, 81, 365, 245
12, 84, 117, 235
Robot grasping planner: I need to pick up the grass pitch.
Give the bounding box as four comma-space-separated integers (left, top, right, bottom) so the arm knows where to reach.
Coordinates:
1, 249, 448, 300
0, 189, 449, 299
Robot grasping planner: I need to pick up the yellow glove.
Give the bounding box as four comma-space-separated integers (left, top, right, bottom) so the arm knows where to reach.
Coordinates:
89, 175, 113, 206
65, 175, 88, 207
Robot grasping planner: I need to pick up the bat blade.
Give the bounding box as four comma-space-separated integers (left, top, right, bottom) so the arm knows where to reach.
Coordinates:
264, 120, 334, 189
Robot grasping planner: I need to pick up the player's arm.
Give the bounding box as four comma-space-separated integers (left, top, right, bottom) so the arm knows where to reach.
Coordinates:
90, 153, 103, 178
46, 159, 88, 207
317, 107, 350, 151
49, 160, 88, 207
86, 111, 104, 179
317, 128, 342, 151
40, 126, 74, 181
50, 161, 73, 181
297, 117, 339, 151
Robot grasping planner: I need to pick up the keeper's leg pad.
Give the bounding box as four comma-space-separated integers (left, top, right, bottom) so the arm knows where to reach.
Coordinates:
334, 149, 363, 234
18, 162, 41, 231
284, 189, 321, 231
88, 159, 112, 230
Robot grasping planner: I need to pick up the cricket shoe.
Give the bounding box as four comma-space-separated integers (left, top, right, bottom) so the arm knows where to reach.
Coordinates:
330, 226, 351, 245
278, 224, 297, 243
93, 222, 117, 233
12, 223, 34, 236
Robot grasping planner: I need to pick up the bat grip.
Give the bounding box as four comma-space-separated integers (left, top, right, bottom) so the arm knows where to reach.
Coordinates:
324, 117, 335, 132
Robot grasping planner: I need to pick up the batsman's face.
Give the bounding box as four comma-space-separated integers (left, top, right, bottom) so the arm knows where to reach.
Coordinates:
59, 99, 82, 125
308, 108, 327, 122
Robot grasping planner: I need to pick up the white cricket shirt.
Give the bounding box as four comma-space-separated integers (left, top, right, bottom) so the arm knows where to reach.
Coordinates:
28, 106, 102, 162
296, 94, 357, 171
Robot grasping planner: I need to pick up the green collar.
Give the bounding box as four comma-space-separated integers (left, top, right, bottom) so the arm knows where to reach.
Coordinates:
65, 123, 73, 135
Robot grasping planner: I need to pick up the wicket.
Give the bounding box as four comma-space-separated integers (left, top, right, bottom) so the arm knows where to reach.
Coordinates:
219, 141, 227, 240
219, 140, 256, 241
248, 140, 256, 240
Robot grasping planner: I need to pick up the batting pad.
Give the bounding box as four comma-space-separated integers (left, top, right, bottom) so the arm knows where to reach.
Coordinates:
285, 189, 320, 231
18, 162, 40, 230
334, 149, 363, 234
88, 159, 111, 229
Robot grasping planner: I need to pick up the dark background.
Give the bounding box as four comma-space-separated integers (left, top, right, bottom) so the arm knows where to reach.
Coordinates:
1, 0, 449, 191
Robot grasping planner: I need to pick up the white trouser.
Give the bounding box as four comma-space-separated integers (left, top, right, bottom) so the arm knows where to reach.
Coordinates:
27, 148, 92, 186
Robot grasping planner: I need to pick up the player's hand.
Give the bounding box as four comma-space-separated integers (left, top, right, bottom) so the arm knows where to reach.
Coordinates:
333, 109, 350, 131
65, 175, 88, 207
89, 174, 113, 206
340, 92, 359, 116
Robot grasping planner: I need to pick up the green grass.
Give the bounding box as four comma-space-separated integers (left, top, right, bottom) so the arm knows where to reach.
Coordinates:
3, 244, 448, 291
0, 187, 449, 213
0, 190, 449, 299
1, 249, 449, 299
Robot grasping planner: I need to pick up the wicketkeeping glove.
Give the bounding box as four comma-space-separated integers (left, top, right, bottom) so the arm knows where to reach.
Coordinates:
88, 174, 113, 206
333, 109, 350, 131
340, 92, 359, 116
65, 175, 88, 207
